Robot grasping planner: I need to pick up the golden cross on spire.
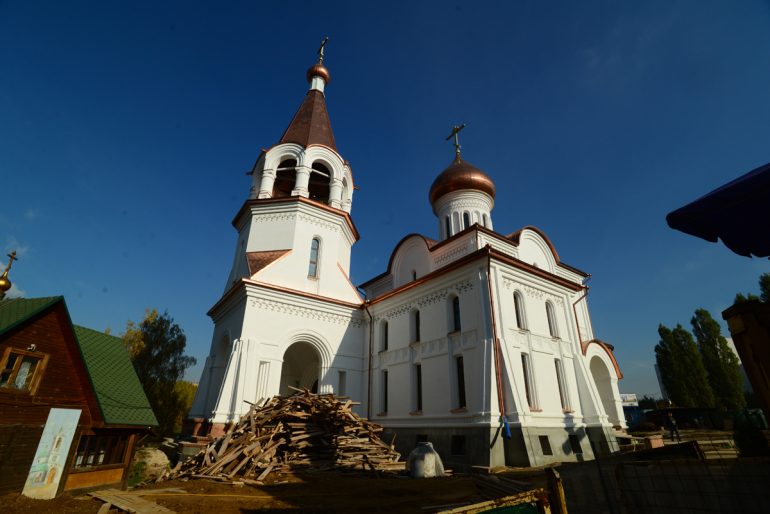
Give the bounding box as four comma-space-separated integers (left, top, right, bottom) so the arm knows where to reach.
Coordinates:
3, 251, 17, 274
317, 36, 329, 64
445, 123, 467, 158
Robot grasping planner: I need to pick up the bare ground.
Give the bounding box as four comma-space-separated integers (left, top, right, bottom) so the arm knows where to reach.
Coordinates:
1, 471, 483, 514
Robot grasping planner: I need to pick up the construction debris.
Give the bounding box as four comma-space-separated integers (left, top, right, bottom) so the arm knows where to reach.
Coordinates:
173, 388, 403, 483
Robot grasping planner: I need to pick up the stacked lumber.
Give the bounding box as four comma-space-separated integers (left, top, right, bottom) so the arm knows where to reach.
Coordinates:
175, 388, 402, 483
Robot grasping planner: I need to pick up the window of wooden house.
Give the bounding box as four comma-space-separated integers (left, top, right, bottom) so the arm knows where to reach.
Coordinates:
0, 348, 47, 393
73, 433, 129, 469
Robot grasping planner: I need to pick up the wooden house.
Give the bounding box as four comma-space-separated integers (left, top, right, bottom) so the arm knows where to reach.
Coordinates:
0, 296, 157, 496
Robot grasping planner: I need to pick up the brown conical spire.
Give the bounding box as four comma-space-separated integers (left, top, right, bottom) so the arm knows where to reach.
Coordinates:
277, 88, 337, 151
277, 38, 336, 151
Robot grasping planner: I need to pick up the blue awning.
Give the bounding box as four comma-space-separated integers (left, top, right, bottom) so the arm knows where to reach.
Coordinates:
666, 162, 770, 258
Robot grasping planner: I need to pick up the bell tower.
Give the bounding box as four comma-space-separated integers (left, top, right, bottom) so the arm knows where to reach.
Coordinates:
188, 44, 365, 437
221, 46, 359, 302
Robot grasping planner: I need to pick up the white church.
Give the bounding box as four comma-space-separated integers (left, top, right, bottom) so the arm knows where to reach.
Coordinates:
187, 52, 626, 468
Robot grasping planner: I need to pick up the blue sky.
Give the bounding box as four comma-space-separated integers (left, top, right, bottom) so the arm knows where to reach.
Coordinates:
2, 1, 769, 397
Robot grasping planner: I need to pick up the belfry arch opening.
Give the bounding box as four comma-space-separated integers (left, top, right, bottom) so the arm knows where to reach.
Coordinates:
308, 162, 331, 203
274, 159, 297, 198
279, 342, 320, 396
589, 356, 619, 426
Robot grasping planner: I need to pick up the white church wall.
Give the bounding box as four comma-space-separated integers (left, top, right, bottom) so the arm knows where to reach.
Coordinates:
369, 262, 495, 427
241, 201, 361, 304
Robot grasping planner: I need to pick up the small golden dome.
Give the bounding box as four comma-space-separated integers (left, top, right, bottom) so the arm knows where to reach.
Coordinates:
306, 63, 331, 84
0, 273, 11, 294
429, 156, 496, 205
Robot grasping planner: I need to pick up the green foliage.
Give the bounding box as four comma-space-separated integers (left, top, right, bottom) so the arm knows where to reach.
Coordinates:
655, 324, 715, 407
760, 273, 770, 303
122, 310, 197, 436
734, 272, 770, 304
691, 308, 746, 410
127, 459, 148, 487
638, 395, 661, 409
173, 381, 198, 433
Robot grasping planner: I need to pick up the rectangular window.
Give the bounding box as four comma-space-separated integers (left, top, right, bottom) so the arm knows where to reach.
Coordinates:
521, 353, 534, 409
414, 310, 421, 342
539, 435, 553, 456
382, 370, 388, 413
73, 433, 129, 469
456, 356, 467, 409
381, 321, 388, 352
0, 348, 46, 393
452, 296, 461, 332
338, 370, 347, 397
415, 364, 423, 411
555, 359, 569, 410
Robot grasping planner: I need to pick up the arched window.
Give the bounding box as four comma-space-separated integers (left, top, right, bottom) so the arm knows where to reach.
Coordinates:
482, 214, 488, 228
411, 309, 421, 342
381, 321, 389, 352
273, 159, 297, 198
308, 238, 320, 278
412, 269, 417, 281
463, 212, 470, 229
445, 216, 451, 238
308, 162, 331, 203
451, 296, 461, 332
546, 301, 559, 338
514, 291, 527, 330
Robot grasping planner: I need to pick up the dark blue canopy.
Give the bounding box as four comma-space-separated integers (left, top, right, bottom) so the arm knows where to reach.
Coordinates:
666, 162, 770, 259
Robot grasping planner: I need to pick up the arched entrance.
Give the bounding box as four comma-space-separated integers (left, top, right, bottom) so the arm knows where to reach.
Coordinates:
279, 342, 320, 396
590, 356, 619, 426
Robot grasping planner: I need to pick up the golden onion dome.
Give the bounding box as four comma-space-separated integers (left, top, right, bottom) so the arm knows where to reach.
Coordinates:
0, 273, 11, 294
306, 63, 331, 84
429, 156, 496, 205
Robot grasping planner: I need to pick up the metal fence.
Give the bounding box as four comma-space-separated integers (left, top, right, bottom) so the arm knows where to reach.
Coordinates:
558, 435, 770, 514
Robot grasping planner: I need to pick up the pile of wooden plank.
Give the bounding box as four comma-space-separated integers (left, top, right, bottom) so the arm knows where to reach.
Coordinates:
174, 388, 402, 483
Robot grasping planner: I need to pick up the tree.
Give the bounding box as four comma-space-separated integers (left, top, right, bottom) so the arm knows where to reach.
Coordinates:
173, 381, 198, 434
734, 272, 770, 304
655, 324, 715, 407
123, 309, 197, 436
691, 308, 745, 410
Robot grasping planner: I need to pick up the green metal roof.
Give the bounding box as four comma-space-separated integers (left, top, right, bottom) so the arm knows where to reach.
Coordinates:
0, 297, 157, 427
0, 296, 62, 335
74, 325, 158, 427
